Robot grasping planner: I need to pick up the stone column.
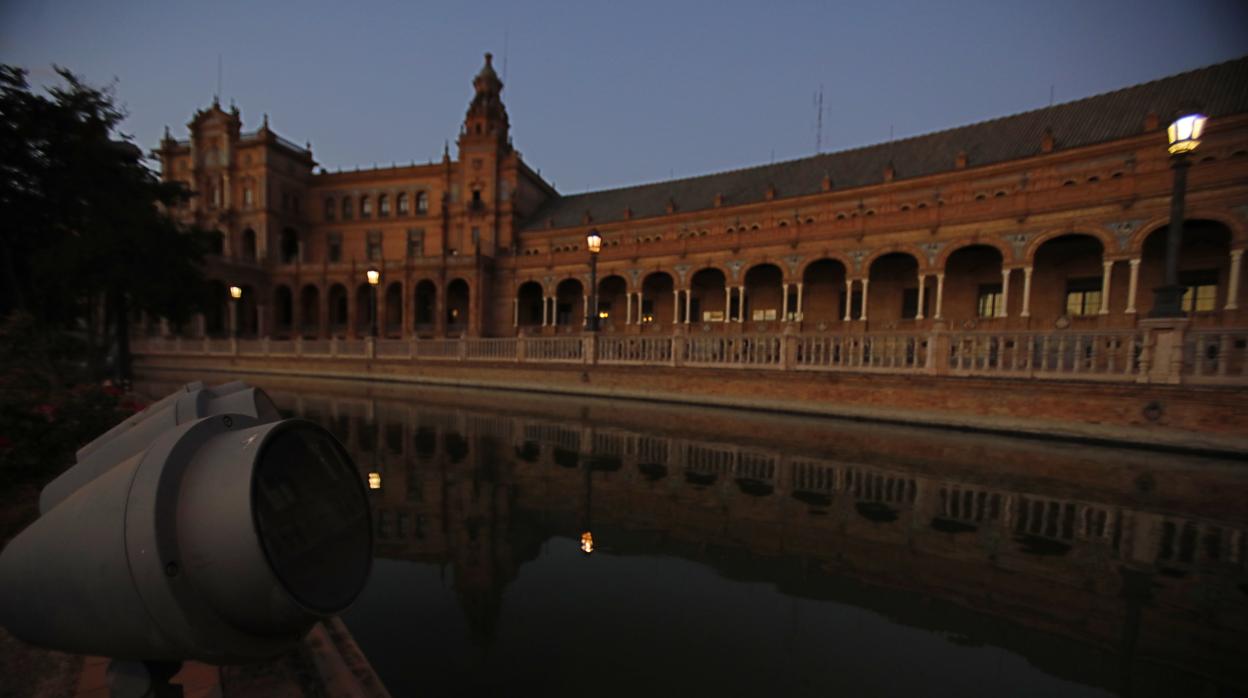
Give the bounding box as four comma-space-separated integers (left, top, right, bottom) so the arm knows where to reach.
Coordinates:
915, 274, 926, 320
795, 282, 804, 321
512, 297, 519, 327
673, 289, 680, 324
781, 283, 790, 322
684, 289, 692, 324
934, 273, 945, 320
860, 278, 869, 321
1020, 266, 1033, 318
542, 296, 549, 326
1126, 258, 1141, 314
843, 279, 854, 321
1099, 260, 1113, 315
737, 286, 745, 323
626, 292, 633, 325
1227, 249, 1243, 311
998, 268, 1011, 318
582, 294, 589, 328
724, 287, 732, 323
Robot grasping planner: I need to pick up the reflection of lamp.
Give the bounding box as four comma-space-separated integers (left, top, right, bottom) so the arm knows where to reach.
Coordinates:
1151, 110, 1209, 317
366, 268, 380, 338
580, 440, 595, 555
580, 531, 593, 555
586, 229, 601, 332
367, 472, 382, 490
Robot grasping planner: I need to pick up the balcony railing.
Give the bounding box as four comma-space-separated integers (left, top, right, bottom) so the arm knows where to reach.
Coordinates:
131, 327, 1248, 386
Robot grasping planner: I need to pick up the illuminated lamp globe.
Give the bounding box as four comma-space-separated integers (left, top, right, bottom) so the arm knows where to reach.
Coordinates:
366, 268, 381, 286
228, 285, 243, 300
1167, 113, 1207, 155
586, 230, 602, 255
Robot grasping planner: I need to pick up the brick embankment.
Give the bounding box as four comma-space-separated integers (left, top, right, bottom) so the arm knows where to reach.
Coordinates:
135, 354, 1248, 456
70, 618, 388, 698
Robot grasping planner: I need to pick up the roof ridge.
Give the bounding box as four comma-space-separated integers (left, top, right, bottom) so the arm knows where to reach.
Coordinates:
550, 54, 1248, 202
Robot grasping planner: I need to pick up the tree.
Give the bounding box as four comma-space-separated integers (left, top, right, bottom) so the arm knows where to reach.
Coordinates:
0, 65, 214, 381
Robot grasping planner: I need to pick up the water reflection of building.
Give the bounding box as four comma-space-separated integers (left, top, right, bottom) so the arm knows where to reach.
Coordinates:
138, 377, 1247, 692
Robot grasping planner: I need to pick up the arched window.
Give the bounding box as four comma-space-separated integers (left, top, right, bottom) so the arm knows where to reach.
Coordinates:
360, 195, 372, 218
416, 191, 428, 214
397, 192, 410, 215
342, 197, 354, 220
378, 194, 390, 217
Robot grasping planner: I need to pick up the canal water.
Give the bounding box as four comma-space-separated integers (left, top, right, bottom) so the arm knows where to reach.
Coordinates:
140, 375, 1248, 697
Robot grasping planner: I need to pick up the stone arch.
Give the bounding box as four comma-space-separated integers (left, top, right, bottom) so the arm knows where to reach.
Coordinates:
516, 280, 544, 326
1030, 233, 1106, 319
801, 258, 850, 324
413, 279, 437, 329
446, 278, 470, 333
597, 274, 627, 327
299, 284, 320, 337
273, 285, 294, 333
943, 245, 1006, 321
689, 267, 729, 322
743, 263, 784, 322
860, 245, 929, 276
1128, 209, 1248, 255
641, 271, 675, 325
554, 278, 584, 327
796, 252, 853, 280
383, 281, 403, 336
934, 237, 1014, 270
687, 261, 733, 286
1137, 219, 1236, 315
867, 252, 923, 322
1024, 227, 1116, 263
327, 283, 349, 334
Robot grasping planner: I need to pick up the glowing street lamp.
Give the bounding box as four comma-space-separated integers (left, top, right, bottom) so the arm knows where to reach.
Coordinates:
586, 230, 602, 332
228, 285, 243, 339
1151, 110, 1209, 317
580, 531, 594, 555
366, 268, 380, 338
367, 471, 382, 490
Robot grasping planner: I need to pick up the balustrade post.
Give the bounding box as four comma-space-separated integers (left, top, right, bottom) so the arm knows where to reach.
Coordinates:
262, 337, 271, 356
927, 328, 949, 375
517, 336, 527, 363
671, 334, 684, 367
458, 337, 468, 361
295, 336, 303, 357
366, 336, 376, 360
585, 333, 598, 366
330, 337, 338, 358
1227, 249, 1243, 311
781, 326, 796, 370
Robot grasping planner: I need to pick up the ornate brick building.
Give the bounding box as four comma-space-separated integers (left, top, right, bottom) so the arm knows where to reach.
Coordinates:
154, 54, 1248, 341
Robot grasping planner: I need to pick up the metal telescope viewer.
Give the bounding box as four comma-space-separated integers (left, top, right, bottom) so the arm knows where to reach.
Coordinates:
0, 381, 373, 690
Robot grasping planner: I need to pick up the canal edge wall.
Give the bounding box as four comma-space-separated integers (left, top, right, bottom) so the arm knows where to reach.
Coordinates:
133, 354, 1248, 457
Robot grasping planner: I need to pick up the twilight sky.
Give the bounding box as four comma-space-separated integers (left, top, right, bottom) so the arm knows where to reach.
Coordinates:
1, 1, 1246, 194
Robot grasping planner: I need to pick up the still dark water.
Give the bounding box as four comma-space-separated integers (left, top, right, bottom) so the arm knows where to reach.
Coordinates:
140, 374, 1248, 698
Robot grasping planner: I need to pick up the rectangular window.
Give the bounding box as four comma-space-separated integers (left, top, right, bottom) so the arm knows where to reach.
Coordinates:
397, 193, 410, 216
1180, 269, 1218, 312
367, 230, 383, 261
328, 232, 342, 263
1064, 277, 1102, 316
324, 197, 335, 221
379, 196, 390, 217
243, 187, 254, 208
751, 308, 777, 321
407, 228, 424, 258
702, 310, 724, 322
977, 283, 1003, 318
416, 191, 429, 214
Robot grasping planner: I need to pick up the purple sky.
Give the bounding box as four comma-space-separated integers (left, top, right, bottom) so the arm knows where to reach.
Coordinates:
2, 1, 1246, 194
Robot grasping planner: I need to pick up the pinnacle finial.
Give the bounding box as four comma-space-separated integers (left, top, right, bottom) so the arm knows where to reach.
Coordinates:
485, 52, 493, 67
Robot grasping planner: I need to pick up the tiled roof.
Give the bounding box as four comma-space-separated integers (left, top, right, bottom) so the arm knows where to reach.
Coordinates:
522, 55, 1248, 232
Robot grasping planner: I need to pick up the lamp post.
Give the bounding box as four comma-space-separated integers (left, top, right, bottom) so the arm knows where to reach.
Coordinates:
1150, 111, 1208, 317
586, 230, 602, 332
228, 285, 243, 339
366, 268, 380, 338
